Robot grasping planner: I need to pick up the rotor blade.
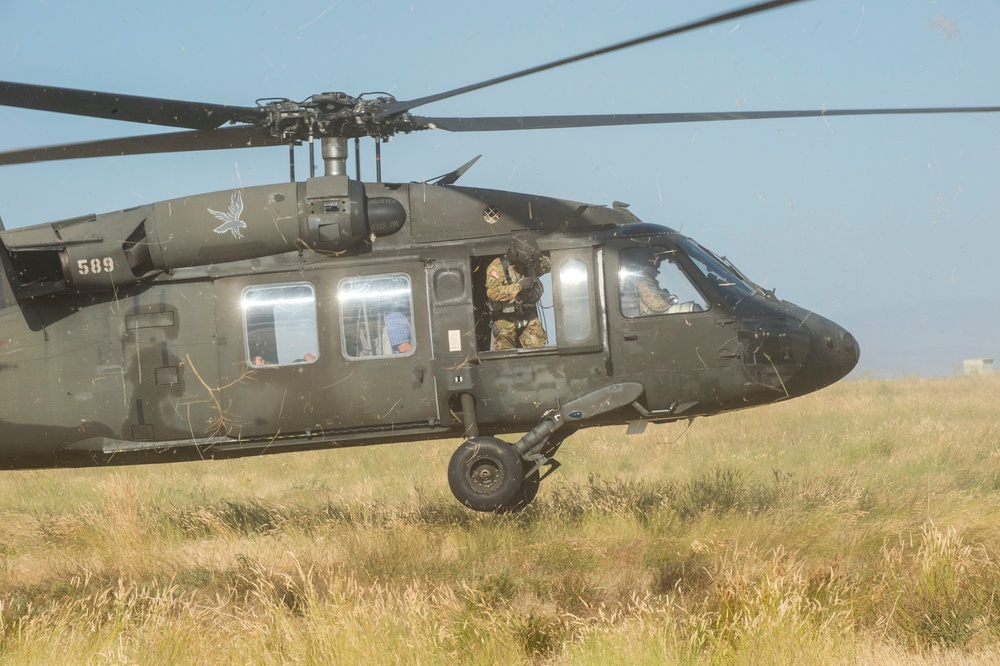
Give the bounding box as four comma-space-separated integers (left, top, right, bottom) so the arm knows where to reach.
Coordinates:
426, 154, 482, 186
416, 106, 1000, 132
0, 81, 264, 130
377, 0, 811, 118
0, 126, 285, 165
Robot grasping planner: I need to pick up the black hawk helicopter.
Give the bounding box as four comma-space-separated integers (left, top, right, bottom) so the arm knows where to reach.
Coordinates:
0, 0, 995, 512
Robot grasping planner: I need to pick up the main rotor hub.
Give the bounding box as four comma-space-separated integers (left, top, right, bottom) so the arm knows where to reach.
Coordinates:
256, 92, 420, 142
3, 0, 994, 169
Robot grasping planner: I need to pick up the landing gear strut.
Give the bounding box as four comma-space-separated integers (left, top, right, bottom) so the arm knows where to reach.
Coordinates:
448, 382, 645, 513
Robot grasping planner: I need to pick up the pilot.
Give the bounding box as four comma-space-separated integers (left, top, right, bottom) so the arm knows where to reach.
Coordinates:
486, 235, 551, 350
621, 249, 677, 316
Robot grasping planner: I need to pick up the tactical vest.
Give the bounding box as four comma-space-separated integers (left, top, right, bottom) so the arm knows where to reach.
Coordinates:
488, 256, 536, 317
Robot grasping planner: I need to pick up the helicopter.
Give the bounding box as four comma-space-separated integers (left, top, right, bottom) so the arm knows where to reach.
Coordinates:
0, 0, 995, 513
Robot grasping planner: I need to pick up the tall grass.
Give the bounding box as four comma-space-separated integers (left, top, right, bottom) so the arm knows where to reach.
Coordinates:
0, 375, 998, 663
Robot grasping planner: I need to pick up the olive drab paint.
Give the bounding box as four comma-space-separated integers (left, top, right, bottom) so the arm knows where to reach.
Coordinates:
0, 175, 859, 494
17, 0, 985, 510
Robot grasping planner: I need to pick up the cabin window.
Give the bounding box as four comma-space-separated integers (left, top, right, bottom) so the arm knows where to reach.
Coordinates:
618, 246, 707, 317
339, 273, 415, 359
557, 258, 593, 344
548, 248, 601, 350
242, 282, 319, 366
432, 267, 466, 303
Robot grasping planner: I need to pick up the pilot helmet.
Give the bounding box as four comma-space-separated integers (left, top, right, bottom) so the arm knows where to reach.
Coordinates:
633, 247, 659, 273
506, 234, 540, 272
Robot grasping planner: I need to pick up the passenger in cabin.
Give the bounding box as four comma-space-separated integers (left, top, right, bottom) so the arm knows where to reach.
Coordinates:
252, 351, 316, 365
486, 235, 551, 350
384, 311, 413, 354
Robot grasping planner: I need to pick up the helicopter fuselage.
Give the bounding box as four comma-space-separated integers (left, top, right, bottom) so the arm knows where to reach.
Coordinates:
0, 175, 858, 473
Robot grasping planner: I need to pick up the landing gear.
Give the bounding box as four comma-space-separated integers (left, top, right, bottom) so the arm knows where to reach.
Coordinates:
448, 436, 532, 513
447, 383, 645, 513
446, 432, 558, 513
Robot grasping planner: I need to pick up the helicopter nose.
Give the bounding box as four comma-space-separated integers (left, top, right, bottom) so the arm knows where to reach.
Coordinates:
785, 310, 860, 395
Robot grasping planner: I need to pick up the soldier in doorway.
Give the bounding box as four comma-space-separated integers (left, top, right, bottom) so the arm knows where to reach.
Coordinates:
486, 235, 552, 350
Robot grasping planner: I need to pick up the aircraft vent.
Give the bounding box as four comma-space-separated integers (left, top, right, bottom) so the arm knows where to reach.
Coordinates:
122, 221, 154, 277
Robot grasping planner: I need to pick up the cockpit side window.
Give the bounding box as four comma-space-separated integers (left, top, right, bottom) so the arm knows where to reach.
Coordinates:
618, 246, 707, 317
242, 282, 320, 367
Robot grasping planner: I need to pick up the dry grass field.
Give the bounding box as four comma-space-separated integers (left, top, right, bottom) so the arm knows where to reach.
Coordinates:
0, 374, 998, 664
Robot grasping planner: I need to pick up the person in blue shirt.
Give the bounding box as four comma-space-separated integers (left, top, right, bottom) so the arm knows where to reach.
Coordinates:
384, 311, 413, 354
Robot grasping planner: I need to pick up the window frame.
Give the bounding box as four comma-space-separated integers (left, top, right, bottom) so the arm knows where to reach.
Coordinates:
617, 245, 709, 319
241, 281, 320, 368
551, 248, 602, 351
338, 272, 416, 361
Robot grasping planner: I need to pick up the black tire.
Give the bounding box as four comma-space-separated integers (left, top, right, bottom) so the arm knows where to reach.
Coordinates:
448, 436, 526, 513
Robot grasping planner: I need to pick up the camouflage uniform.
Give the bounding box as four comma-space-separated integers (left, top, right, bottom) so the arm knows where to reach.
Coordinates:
621, 270, 673, 316
636, 273, 674, 315
486, 255, 551, 350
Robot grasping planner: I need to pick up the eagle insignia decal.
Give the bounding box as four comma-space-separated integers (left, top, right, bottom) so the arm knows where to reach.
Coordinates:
208, 191, 247, 239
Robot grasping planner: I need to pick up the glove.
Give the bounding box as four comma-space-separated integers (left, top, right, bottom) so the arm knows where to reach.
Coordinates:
517, 277, 541, 304
517, 277, 539, 291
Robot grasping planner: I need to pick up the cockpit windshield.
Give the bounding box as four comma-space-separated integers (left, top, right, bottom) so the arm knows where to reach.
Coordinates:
677, 238, 760, 306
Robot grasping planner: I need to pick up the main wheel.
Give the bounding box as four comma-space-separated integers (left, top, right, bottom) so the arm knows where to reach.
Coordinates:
448, 436, 527, 513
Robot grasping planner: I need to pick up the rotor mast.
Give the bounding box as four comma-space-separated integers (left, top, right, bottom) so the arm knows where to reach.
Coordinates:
321, 137, 349, 177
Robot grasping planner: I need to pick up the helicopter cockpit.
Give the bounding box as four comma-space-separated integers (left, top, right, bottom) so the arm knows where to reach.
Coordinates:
676, 238, 764, 308
618, 245, 708, 318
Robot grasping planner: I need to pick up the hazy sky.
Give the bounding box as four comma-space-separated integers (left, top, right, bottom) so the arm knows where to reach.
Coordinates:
1, 0, 998, 373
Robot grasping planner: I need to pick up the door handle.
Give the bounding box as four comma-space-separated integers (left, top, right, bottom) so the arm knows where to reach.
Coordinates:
623, 333, 638, 341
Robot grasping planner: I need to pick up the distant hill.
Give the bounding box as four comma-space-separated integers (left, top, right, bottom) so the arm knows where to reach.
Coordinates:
834, 299, 998, 378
